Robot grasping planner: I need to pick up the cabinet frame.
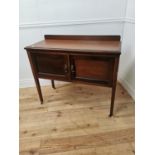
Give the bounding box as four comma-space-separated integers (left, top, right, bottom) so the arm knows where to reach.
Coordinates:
25, 35, 121, 116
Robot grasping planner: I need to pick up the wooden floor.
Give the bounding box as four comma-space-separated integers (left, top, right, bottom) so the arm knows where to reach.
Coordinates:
20, 82, 135, 155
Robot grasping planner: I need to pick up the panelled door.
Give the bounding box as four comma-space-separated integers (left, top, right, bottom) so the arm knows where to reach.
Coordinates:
70, 55, 115, 86
30, 51, 69, 81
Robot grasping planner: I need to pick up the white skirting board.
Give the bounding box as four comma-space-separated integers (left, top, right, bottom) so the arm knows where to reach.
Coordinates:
20, 78, 135, 100
19, 79, 69, 88
118, 77, 135, 100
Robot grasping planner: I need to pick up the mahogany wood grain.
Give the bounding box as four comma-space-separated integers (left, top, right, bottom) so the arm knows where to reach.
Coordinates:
27, 51, 43, 104
44, 35, 121, 41
71, 55, 114, 85
109, 56, 120, 116
25, 35, 121, 116
25, 36, 121, 55
34, 53, 67, 75
25, 40, 121, 54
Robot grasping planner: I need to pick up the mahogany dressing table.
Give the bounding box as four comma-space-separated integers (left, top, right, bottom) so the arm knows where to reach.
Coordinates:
25, 35, 121, 116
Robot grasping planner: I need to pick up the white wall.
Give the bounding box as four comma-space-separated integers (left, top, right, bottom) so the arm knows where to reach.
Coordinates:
19, 0, 127, 24
19, 0, 135, 99
118, 0, 135, 99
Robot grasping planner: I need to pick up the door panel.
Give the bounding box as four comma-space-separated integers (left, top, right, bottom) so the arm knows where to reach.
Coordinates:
70, 55, 114, 85
31, 52, 69, 80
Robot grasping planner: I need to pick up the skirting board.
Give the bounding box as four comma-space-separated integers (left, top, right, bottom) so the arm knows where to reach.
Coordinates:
19, 79, 69, 88
118, 77, 135, 100
20, 78, 135, 100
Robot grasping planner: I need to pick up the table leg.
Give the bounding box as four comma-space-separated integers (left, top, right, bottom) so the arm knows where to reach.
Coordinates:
109, 56, 119, 117
109, 83, 117, 117
51, 80, 56, 89
27, 51, 43, 104
35, 78, 43, 104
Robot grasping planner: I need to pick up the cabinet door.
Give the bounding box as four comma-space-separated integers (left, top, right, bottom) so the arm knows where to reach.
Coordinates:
70, 55, 115, 86
31, 52, 69, 81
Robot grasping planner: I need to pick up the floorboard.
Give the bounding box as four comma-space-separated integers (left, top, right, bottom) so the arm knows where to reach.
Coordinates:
20, 82, 135, 155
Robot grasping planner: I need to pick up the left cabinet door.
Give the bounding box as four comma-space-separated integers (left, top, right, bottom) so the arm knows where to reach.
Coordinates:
30, 51, 70, 81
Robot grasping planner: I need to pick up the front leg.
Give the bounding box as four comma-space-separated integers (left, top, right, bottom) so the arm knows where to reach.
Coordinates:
35, 78, 43, 104
51, 80, 56, 89
27, 51, 43, 104
109, 83, 116, 117
109, 56, 119, 117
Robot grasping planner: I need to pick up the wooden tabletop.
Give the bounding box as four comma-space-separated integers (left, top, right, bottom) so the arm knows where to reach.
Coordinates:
25, 35, 121, 54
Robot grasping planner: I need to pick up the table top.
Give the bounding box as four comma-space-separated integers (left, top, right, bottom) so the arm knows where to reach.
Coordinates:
25, 35, 121, 55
